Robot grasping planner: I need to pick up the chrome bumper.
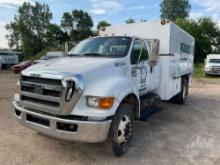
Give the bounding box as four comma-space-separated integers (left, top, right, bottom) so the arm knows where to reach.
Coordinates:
13, 101, 112, 143
205, 71, 220, 75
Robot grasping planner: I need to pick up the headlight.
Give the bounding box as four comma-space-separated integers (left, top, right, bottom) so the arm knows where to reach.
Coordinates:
87, 96, 115, 110
63, 75, 84, 103
204, 66, 211, 71
15, 81, 20, 94
65, 81, 75, 102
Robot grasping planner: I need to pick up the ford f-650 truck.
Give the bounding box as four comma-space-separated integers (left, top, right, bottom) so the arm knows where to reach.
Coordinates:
12, 21, 195, 156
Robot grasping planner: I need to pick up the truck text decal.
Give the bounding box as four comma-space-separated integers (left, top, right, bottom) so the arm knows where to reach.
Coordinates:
114, 62, 126, 67
181, 43, 190, 54
180, 43, 191, 60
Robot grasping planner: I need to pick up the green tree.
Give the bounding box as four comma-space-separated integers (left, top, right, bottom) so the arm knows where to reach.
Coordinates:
61, 10, 93, 42
6, 2, 52, 56
160, 0, 191, 21
97, 21, 111, 30
126, 18, 135, 24
176, 17, 220, 63
44, 24, 69, 47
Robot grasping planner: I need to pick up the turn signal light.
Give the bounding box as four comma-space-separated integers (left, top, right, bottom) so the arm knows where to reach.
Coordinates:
15, 81, 20, 94
99, 97, 115, 109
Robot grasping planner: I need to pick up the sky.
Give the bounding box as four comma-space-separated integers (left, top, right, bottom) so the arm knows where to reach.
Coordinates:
0, 0, 220, 48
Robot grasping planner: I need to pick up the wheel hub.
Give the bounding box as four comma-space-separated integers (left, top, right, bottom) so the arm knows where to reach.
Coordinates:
117, 115, 132, 144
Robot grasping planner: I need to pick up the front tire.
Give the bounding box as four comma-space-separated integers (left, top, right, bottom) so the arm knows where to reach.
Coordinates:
110, 104, 134, 156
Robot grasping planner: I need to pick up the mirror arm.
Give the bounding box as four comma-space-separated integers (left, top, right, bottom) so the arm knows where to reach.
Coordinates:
137, 42, 144, 64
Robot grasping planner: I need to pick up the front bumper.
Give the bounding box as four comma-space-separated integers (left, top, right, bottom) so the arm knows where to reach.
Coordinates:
204, 70, 220, 75
13, 101, 112, 143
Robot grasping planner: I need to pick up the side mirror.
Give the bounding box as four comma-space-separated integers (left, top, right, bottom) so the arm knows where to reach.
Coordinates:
146, 39, 160, 67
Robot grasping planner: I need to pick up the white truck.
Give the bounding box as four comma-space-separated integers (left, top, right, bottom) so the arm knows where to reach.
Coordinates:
12, 21, 195, 156
204, 54, 220, 76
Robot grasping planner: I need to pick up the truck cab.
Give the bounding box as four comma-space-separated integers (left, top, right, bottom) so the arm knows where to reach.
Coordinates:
12, 21, 194, 156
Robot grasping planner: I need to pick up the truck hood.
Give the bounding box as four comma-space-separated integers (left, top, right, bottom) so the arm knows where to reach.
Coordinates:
22, 57, 119, 78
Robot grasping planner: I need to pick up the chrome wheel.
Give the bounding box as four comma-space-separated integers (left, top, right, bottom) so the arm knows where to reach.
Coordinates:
117, 115, 132, 145
111, 104, 134, 156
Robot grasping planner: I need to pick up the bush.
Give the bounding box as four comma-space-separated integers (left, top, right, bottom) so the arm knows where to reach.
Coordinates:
194, 63, 204, 78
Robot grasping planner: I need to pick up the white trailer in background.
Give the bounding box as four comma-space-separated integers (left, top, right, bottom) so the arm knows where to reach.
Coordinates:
0, 51, 20, 69
13, 21, 195, 156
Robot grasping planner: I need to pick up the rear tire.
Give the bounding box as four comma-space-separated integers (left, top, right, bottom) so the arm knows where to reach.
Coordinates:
172, 77, 188, 104
110, 104, 134, 156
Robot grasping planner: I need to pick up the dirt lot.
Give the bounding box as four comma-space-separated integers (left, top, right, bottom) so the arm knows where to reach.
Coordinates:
0, 71, 220, 165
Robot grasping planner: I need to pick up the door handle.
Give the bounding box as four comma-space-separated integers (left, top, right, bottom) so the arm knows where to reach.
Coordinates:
150, 66, 153, 73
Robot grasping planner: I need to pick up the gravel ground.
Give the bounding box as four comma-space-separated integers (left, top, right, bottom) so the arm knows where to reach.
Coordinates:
0, 70, 220, 165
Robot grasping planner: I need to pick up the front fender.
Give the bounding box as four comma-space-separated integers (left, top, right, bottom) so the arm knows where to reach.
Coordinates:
87, 76, 139, 100
71, 77, 140, 118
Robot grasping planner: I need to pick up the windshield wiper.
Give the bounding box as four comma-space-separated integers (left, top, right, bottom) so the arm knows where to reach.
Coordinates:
67, 54, 83, 57
82, 53, 108, 57
68, 53, 111, 58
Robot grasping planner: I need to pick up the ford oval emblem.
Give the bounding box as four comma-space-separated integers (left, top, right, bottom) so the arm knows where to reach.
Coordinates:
30, 73, 41, 78
34, 86, 43, 95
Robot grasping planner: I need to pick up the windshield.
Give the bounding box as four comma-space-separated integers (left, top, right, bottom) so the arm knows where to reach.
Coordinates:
209, 59, 220, 64
68, 36, 132, 58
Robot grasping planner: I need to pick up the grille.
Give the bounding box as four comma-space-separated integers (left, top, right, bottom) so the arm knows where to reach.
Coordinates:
211, 66, 220, 72
21, 96, 60, 107
20, 75, 64, 113
22, 76, 62, 86
21, 86, 61, 97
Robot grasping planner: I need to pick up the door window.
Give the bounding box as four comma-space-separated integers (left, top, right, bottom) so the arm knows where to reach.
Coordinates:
130, 40, 149, 65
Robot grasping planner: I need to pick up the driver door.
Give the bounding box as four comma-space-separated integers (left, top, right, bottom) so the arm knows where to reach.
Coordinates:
130, 39, 150, 96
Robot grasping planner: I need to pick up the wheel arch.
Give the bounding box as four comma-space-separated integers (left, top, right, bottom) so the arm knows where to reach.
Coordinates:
117, 93, 140, 120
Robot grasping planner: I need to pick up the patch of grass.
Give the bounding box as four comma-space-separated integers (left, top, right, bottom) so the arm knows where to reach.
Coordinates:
193, 63, 220, 84
194, 63, 204, 78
